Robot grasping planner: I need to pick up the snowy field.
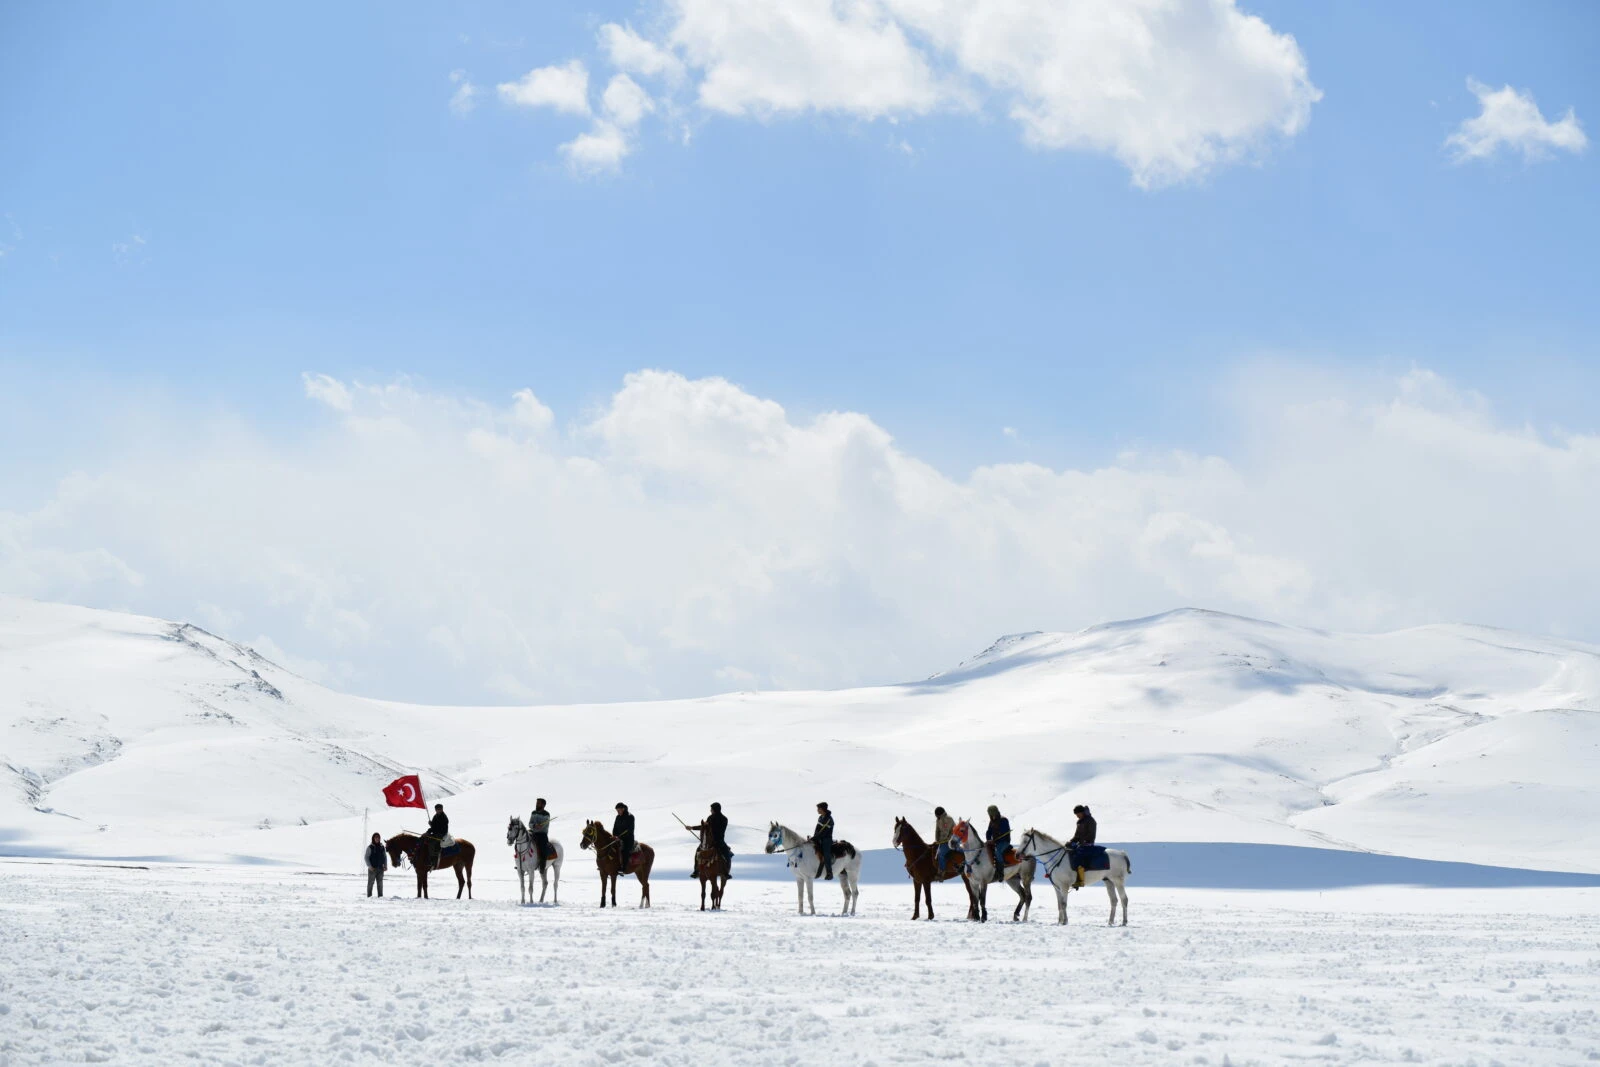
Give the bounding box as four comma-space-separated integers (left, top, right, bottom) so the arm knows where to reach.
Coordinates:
4, 861, 1598, 1066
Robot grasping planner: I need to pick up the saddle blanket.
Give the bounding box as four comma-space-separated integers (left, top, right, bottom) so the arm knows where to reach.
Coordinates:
1069, 845, 1110, 871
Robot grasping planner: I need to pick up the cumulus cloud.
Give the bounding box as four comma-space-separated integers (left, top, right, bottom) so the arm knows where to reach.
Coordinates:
6, 367, 1598, 705
560, 74, 657, 174
497, 60, 592, 115
1446, 79, 1587, 163
599, 22, 686, 84
503, 0, 1317, 185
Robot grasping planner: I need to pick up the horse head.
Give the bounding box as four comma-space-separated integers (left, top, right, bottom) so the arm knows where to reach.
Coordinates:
892, 816, 906, 848
506, 816, 524, 846
763, 822, 784, 854
580, 820, 598, 850
384, 834, 408, 868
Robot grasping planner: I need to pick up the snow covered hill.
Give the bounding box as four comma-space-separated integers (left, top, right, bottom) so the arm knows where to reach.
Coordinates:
2, 595, 1597, 873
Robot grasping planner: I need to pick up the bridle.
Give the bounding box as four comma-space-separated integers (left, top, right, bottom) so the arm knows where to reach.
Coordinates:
1020, 829, 1070, 876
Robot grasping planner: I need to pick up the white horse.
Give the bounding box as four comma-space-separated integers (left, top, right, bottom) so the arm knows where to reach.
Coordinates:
1018, 828, 1130, 926
506, 816, 563, 906
764, 821, 861, 916
949, 819, 1035, 922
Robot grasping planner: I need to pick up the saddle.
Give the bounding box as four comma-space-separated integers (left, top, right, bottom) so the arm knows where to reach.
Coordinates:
1069, 845, 1109, 872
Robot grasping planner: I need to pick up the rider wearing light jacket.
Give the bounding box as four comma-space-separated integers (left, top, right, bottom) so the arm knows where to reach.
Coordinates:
933, 807, 955, 873
1068, 804, 1097, 887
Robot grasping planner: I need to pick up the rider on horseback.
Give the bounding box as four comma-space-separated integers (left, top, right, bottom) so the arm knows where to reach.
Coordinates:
529, 798, 553, 871
1068, 804, 1097, 888
427, 804, 450, 843
613, 802, 636, 873
933, 806, 955, 874
687, 802, 734, 879
985, 805, 1012, 883
813, 802, 835, 880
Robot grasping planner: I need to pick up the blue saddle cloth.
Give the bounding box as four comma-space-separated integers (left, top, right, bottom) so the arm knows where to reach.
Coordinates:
1069, 845, 1110, 871
440, 842, 461, 859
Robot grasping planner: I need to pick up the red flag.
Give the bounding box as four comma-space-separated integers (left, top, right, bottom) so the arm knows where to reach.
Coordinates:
382, 774, 425, 809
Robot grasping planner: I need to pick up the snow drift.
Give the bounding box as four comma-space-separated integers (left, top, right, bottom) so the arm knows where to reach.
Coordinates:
2, 596, 1596, 873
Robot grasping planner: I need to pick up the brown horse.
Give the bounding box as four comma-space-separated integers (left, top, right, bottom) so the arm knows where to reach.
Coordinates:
693, 843, 730, 911
893, 817, 977, 921
385, 832, 476, 900
579, 820, 653, 908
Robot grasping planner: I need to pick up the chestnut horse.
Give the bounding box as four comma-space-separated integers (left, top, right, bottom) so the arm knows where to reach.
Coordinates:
579, 820, 653, 908
385, 831, 476, 900
892, 817, 977, 921
693, 842, 730, 911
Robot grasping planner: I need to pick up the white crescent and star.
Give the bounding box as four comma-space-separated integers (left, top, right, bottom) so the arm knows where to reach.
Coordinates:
396, 782, 417, 803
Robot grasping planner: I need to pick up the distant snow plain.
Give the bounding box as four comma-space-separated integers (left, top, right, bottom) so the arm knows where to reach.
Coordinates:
3, 596, 1600, 1063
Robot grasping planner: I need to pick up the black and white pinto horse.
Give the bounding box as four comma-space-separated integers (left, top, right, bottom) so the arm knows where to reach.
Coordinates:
764, 822, 862, 916
1018, 828, 1131, 926
506, 816, 563, 906
949, 819, 1035, 922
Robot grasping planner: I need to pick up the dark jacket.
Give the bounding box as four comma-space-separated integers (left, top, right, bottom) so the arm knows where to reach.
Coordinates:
987, 815, 1012, 855
365, 843, 387, 870
612, 812, 635, 840
814, 811, 834, 842
697, 811, 728, 845
428, 811, 449, 837
1070, 810, 1097, 847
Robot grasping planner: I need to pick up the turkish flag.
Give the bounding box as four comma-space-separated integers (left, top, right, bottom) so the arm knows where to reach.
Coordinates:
382, 774, 425, 809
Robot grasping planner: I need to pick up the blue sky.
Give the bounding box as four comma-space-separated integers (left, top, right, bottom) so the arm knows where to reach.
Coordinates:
2, 2, 1597, 702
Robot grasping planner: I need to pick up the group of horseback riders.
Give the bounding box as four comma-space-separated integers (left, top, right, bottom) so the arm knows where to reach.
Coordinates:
368, 797, 1101, 890
931, 802, 1098, 887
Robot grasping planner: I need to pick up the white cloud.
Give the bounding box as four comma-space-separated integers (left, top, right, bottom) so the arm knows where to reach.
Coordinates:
497, 60, 592, 116
511, 0, 1317, 185
302, 373, 352, 412
560, 75, 656, 174
1446, 79, 1587, 164
602, 73, 654, 129
669, 0, 947, 119
448, 70, 480, 115
561, 123, 632, 173
8, 366, 1600, 705
599, 22, 686, 83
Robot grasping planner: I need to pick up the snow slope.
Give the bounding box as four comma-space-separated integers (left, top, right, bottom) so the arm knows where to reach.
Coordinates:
2, 596, 1597, 873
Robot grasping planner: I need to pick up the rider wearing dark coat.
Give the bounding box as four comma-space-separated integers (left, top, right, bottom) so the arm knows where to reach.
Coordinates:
1069, 805, 1096, 847
612, 803, 636, 872
1068, 804, 1097, 887
688, 802, 733, 877
986, 805, 1012, 883
813, 802, 835, 880
529, 798, 553, 866
428, 805, 449, 839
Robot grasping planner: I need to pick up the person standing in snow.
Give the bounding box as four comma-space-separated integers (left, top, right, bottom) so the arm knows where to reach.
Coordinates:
933, 806, 956, 873
985, 805, 1012, 883
1068, 804, 1097, 888
528, 798, 553, 871
813, 802, 835, 880
612, 802, 636, 872
364, 832, 387, 897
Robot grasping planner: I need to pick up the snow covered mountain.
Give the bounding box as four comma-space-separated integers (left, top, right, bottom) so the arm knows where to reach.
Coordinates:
2, 595, 1597, 873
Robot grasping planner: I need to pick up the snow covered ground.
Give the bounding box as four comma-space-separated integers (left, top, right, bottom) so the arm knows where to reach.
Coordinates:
4, 596, 1599, 876
4, 860, 1598, 1066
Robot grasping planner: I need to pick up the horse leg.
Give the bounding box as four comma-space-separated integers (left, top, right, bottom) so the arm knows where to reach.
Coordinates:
457, 863, 466, 900
1054, 880, 1068, 925
1105, 878, 1118, 925
1115, 877, 1129, 926
553, 860, 560, 905
911, 878, 920, 920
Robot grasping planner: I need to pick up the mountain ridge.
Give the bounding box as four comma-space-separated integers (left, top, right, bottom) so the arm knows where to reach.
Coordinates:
2, 594, 1597, 873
